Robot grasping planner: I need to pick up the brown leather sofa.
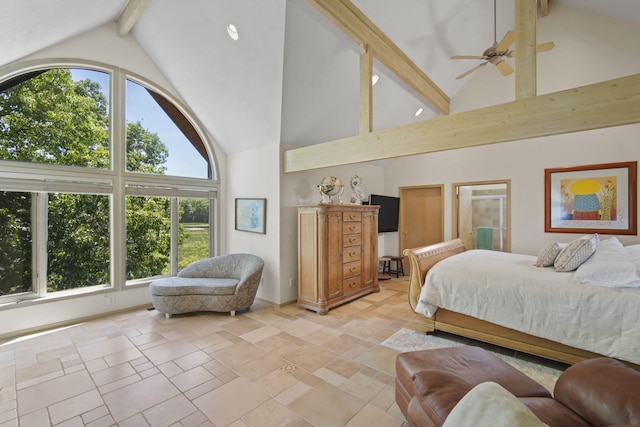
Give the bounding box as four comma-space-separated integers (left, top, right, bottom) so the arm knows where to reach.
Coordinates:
395, 346, 640, 427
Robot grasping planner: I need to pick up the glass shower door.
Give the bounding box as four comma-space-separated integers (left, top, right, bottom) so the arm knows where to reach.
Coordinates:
454, 181, 510, 252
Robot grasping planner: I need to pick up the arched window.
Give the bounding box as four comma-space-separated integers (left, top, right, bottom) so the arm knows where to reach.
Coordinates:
0, 62, 219, 302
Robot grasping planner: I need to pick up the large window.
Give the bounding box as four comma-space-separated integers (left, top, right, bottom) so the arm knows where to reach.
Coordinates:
0, 62, 218, 302
178, 197, 211, 269
0, 191, 32, 296
0, 69, 110, 168
47, 193, 111, 291
125, 80, 209, 178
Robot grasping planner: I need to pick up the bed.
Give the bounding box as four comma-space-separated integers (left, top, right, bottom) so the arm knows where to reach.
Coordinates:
404, 237, 640, 367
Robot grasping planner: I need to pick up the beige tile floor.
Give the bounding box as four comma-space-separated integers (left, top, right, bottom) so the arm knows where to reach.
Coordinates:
1, 278, 420, 427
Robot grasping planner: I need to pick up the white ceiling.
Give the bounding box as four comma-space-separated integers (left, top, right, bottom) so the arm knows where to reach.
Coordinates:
1, 0, 639, 155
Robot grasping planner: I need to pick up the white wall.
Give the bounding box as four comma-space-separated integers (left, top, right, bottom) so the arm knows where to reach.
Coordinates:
0, 23, 228, 338
383, 4, 640, 255
226, 144, 281, 303
226, 144, 385, 306
384, 126, 640, 255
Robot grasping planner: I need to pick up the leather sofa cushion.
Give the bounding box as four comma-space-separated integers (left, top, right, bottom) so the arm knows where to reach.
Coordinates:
519, 397, 591, 427
554, 358, 640, 426
396, 346, 552, 426
397, 346, 551, 398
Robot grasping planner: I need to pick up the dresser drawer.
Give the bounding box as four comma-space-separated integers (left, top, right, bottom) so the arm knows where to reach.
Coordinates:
343, 234, 362, 247
343, 211, 362, 222
342, 276, 362, 294
343, 222, 362, 235
343, 260, 361, 278
343, 246, 361, 262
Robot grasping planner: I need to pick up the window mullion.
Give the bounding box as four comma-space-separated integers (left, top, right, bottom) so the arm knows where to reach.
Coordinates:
34, 193, 48, 297
210, 198, 218, 257
171, 198, 179, 275
112, 68, 127, 291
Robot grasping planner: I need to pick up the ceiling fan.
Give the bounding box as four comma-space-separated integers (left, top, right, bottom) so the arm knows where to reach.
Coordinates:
451, 0, 555, 80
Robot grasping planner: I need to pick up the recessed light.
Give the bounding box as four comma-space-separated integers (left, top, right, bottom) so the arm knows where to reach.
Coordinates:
415, 107, 424, 117
227, 24, 239, 41
371, 75, 379, 86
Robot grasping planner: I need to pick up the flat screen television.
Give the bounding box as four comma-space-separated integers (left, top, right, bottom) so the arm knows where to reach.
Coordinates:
369, 194, 400, 233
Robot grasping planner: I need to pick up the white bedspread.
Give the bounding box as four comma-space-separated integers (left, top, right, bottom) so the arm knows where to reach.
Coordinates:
416, 250, 640, 364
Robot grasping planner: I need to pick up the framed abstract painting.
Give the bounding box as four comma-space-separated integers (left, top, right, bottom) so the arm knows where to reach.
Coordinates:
545, 161, 637, 234
235, 198, 266, 234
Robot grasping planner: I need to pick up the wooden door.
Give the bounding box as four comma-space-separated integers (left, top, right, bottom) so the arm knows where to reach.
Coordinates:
399, 185, 444, 272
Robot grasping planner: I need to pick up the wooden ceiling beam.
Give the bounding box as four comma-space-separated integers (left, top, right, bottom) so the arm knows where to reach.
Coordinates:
283, 73, 640, 173
118, 0, 150, 37
360, 44, 373, 134
516, 0, 537, 99
306, 0, 450, 115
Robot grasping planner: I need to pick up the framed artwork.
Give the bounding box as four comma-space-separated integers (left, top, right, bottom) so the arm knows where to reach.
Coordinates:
235, 198, 266, 234
545, 161, 637, 234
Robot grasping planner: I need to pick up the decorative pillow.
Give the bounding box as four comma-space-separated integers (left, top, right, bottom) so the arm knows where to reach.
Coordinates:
575, 237, 640, 288
442, 382, 548, 427
554, 234, 599, 272
534, 242, 566, 267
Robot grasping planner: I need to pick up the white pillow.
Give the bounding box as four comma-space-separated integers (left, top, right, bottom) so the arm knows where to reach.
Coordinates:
443, 382, 548, 427
575, 237, 640, 288
625, 244, 640, 271
554, 234, 599, 272
534, 242, 566, 267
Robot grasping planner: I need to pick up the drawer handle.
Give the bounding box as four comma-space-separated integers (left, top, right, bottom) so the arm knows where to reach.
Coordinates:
349, 238, 357, 243
349, 251, 357, 257
348, 226, 357, 231
349, 282, 357, 288
349, 214, 356, 220
349, 267, 357, 273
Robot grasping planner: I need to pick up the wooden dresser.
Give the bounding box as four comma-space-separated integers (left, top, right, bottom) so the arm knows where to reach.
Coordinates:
297, 204, 379, 314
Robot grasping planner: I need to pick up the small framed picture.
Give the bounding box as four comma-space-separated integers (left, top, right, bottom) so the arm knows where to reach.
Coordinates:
235, 198, 266, 234
545, 161, 637, 234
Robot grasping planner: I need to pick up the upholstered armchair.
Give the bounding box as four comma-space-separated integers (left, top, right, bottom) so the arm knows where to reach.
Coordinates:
149, 253, 264, 318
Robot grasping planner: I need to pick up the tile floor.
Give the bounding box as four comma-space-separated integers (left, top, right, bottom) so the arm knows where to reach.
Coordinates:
1, 278, 420, 427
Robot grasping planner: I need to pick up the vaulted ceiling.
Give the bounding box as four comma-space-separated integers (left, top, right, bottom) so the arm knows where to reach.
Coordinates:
1, 0, 639, 155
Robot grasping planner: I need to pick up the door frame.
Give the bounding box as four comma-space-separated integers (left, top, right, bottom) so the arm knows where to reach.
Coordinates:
452, 180, 511, 253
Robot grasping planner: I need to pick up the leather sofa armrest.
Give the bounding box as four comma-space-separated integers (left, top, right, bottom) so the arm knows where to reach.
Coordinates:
411, 370, 473, 424
554, 358, 640, 426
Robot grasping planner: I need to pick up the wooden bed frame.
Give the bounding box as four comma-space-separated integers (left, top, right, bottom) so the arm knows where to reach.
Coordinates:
403, 239, 607, 366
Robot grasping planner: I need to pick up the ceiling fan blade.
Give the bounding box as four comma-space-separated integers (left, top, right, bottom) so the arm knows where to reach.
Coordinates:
507, 41, 555, 57
495, 31, 515, 52
536, 41, 555, 52
455, 62, 488, 80
451, 55, 486, 60
495, 60, 514, 76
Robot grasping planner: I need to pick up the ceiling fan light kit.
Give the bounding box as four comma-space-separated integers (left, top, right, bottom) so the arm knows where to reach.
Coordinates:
451, 0, 554, 80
